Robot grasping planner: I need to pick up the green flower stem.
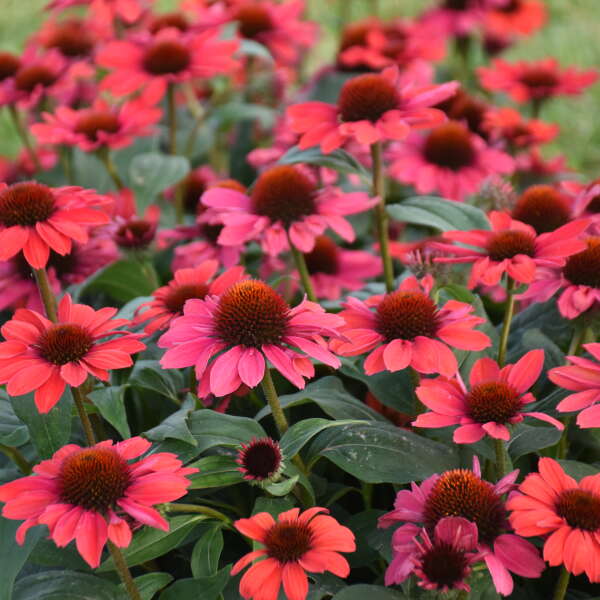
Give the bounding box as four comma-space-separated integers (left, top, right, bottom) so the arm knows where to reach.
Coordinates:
8, 104, 41, 172
72, 386, 96, 446
97, 147, 125, 190
497, 277, 516, 366
167, 83, 177, 155
34, 268, 58, 323
287, 235, 317, 302
0, 443, 32, 474
108, 541, 143, 600
494, 437, 507, 479
370, 141, 394, 293
164, 503, 233, 527
60, 146, 75, 184
553, 567, 571, 600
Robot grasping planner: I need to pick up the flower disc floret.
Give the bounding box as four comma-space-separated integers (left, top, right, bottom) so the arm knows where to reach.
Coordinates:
338, 74, 399, 122
0, 182, 55, 227
423, 122, 475, 170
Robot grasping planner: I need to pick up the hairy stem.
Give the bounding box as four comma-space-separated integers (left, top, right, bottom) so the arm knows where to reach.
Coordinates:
167, 83, 177, 155
164, 503, 232, 526
288, 236, 317, 302
108, 541, 143, 600
9, 104, 41, 171
72, 386, 96, 446
497, 277, 516, 366
370, 142, 394, 293
261, 367, 289, 435
552, 567, 571, 600
34, 268, 58, 322
97, 147, 125, 190
494, 437, 507, 479
0, 444, 32, 474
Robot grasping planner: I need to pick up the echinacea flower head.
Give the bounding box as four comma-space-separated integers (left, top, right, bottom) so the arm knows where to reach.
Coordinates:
159, 279, 344, 397
508, 457, 600, 582
202, 165, 377, 256
330, 274, 490, 377
413, 350, 563, 442
0, 181, 109, 268
483, 107, 559, 149
511, 185, 571, 234
231, 507, 355, 600
31, 95, 162, 152
478, 58, 599, 104
301, 235, 382, 300
287, 66, 458, 153
485, 0, 547, 37
36, 17, 97, 60
0, 294, 145, 413
548, 343, 600, 428
435, 89, 490, 138
433, 211, 589, 289
135, 260, 246, 335
0, 437, 196, 568
386, 517, 480, 592
380, 457, 545, 596
0, 52, 21, 83
236, 437, 283, 483
96, 26, 239, 98
388, 121, 514, 202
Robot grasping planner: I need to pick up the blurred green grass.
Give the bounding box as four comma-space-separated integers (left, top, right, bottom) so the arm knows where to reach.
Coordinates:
1, 0, 599, 176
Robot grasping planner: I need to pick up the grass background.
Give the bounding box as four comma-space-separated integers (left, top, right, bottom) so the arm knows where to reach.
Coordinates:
1, 0, 599, 176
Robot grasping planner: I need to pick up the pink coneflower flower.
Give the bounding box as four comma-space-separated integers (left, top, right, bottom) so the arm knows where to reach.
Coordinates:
159, 279, 344, 396
35, 17, 97, 60
0, 437, 196, 568
508, 457, 600, 582
300, 236, 382, 300
287, 66, 458, 153
201, 165, 377, 256
236, 437, 283, 483
169, 165, 219, 215
483, 107, 558, 149
510, 185, 572, 234
135, 261, 246, 335
379, 457, 545, 596
231, 507, 355, 600
31, 95, 162, 153
548, 343, 600, 428
517, 236, 600, 318
0, 294, 145, 413
108, 190, 159, 251
420, 0, 490, 37
485, 0, 547, 37
228, 0, 317, 67
514, 147, 569, 180
96, 27, 239, 98
388, 121, 514, 202
478, 58, 598, 105
433, 211, 589, 289
330, 274, 490, 378
386, 517, 480, 592
46, 0, 149, 26
435, 89, 490, 138
0, 181, 109, 269
414, 350, 563, 442
171, 234, 243, 270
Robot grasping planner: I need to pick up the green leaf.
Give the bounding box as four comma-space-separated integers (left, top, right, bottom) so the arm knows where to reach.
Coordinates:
11, 389, 72, 459
256, 376, 386, 422
278, 146, 370, 183
238, 39, 273, 63
98, 515, 206, 572
213, 102, 275, 129
387, 196, 489, 232
187, 455, 243, 489
12, 571, 119, 600
190, 525, 224, 578
130, 360, 185, 403
0, 521, 44, 600
117, 573, 173, 600
129, 152, 190, 209
115, 296, 154, 321
253, 496, 294, 518
144, 397, 196, 446
188, 409, 266, 453
0, 392, 28, 447
263, 474, 299, 496
507, 424, 563, 460
332, 585, 408, 600
308, 421, 459, 484
279, 417, 366, 458
80, 259, 156, 303
159, 567, 231, 600
557, 460, 599, 480
88, 386, 130, 439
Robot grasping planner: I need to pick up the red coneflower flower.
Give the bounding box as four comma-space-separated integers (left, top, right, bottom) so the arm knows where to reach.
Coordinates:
0, 437, 196, 568
0, 294, 145, 412
478, 58, 598, 105
46, 0, 150, 26
287, 65, 458, 153
413, 350, 563, 442
201, 165, 377, 256
0, 181, 109, 268
135, 260, 247, 335
483, 107, 558, 150
510, 185, 571, 234
330, 274, 490, 378
159, 279, 344, 396
548, 343, 600, 428
231, 507, 355, 600
485, 0, 547, 37
388, 121, 514, 202
380, 457, 545, 596
433, 211, 589, 289
236, 437, 283, 482
96, 26, 239, 98
36, 17, 97, 60
508, 457, 600, 582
